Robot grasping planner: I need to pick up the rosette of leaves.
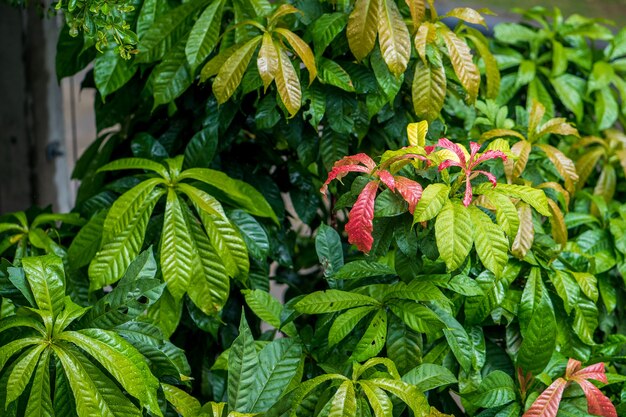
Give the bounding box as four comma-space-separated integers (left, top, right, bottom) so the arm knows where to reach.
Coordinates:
492, 7, 626, 129
0, 210, 85, 264
85, 155, 276, 329
0, 254, 162, 417
523, 358, 617, 417
200, 4, 317, 116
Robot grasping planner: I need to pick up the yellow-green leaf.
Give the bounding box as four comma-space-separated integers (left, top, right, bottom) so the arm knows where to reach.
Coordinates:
412, 60, 446, 122
511, 202, 533, 259
405, 0, 425, 31
504, 140, 531, 182
469, 206, 509, 277
213, 36, 262, 104
347, 0, 380, 61
329, 380, 357, 417
257, 33, 279, 91
435, 200, 473, 271
465, 30, 500, 99
413, 183, 450, 222
547, 199, 567, 247
274, 42, 302, 117
440, 27, 480, 102
443, 7, 487, 27
274, 28, 317, 83
377, 0, 411, 75
407, 121, 428, 147
537, 144, 579, 195
594, 163, 616, 202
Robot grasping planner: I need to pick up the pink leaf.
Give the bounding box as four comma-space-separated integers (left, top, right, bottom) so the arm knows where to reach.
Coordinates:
345, 181, 379, 253
574, 379, 617, 417
334, 153, 377, 171
377, 170, 396, 191
424, 145, 436, 154
463, 176, 473, 207
436, 138, 467, 165
469, 141, 481, 157
565, 358, 582, 379
475, 170, 498, 187
523, 378, 568, 417
320, 165, 370, 195
471, 150, 508, 168
394, 176, 423, 214
438, 159, 463, 171
572, 362, 608, 384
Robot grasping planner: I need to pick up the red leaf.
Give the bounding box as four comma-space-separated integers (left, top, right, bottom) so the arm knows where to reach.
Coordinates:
320, 164, 370, 195
438, 159, 463, 171
565, 358, 582, 379
345, 181, 379, 253
463, 176, 473, 207
475, 170, 497, 187
394, 176, 423, 214
335, 153, 377, 171
573, 379, 617, 417
523, 378, 568, 417
377, 170, 396, 191
436, 138, 467, 165
469, 141, 481, 157
471, 149, 507, 167
571, 362, 608, 384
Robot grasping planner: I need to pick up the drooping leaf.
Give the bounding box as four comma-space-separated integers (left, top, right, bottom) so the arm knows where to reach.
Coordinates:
228, 316, 259, 412
440, 27, 479, 102
274, 42, 303, 117
213, 36, 263, 104
377, 0, 411, 75
413, 183, 450, 222
402, 363, 457, 392
412, 60, 446, 122
469, 206, 509, 277
522, 377, 567, 417
347, 0, 379, 61
435, 200, 473, 271
329, 380, 357, 417
295, 290, 379, 314
185, 0, 224, 71
345, 181, 379, 253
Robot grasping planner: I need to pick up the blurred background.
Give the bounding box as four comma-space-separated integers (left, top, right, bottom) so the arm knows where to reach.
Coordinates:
1, 0, 625, 214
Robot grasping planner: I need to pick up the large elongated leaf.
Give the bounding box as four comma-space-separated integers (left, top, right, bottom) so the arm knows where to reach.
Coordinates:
352, 309, 388, 361
346, 181, 379, 253
311, 13, 348, 57
385, 318, 421, 375
440, 27, 479, 102
274, 28, 317, 82
295, 290, 379, 314
185, 0, 224, 70
413, 183, 450, 222
431, 305, 473, 373
213, 36, 262, 104
316, 224, 344, 278
228, 317, 260, 412
6, 344, 46, 406
469, 206, 509, 277
161, 383, 202, 416
248, 338, 302, 412
59, 329, 161, 414
152, 37, 193, 106
368, 379, 429, 417
517, 268, 556, 375
21, 255, 65, 317
24, 348, 53, 417
465, 371, 515, 408
274, 42, 302, 117
377, 0, 410, 75
360, 381, 392, 417
402, 363, 457, 392
68, 210, 107, 269
412, 60, 446, 122
94, 46, 137, 98
243, 289, 296, 337
347, 0, 379, 61
329, 306, 376, 346
435, 200, 473, 271
257, 33, 279, 90
89, 180, 165, 290
536, 144, 579, 195
329, 380, 357, 417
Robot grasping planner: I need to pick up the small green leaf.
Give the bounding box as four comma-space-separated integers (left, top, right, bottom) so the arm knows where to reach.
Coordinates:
402, 363, 457, 392
295, 290, 379, 314
316, 224, 344, 277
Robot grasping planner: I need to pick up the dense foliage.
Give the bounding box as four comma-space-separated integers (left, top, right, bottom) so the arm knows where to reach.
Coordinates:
1, 0, 626, 416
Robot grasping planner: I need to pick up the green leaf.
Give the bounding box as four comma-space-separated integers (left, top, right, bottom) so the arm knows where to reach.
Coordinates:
465, 371, 515, 408
295, 290, 379, 314
52, 356, 77, 417
413, 184, 450, 223
328, 306, 376, 346
517, 268, 556, 375
333, 261, 395, 280
372, 47, 403, 102
388, 301, 443, 334
476, 183, 550, 216
329, 380, 357, 417
54, 343, 143, 417
180, 168, 277, 222
183, 127, 218, 169
0, 338, 43, 372
68, 210, 107, 269
430, 305, 473, 372
573, 296, 598, 345
318, 59, 355, 92
316, 224, 344, 277
229, 209, 270, 261
464, 265, 518, 325
570, 272, 598, 303
412, 60, 447, 122
59, 329, 161, 414
248, 338, 302, 412
228, 316, 259, 412
368, 378, 429, 417
549, 75, 584, 122
21, 254, 65, 317
213, 36, 263, 104
469, 206, 509, 277
79, 248, 163, 329
549, 270, 580, 315
243, 289, 297, 337
595, 87, 619, 131
136, 0, 171, 39
161, 383, 202, 417
6, 344, 46, 406
435, 201, 473, 271
359, 381, 392, 417
142, 289, 182, 338
24, 348, 53, 417
311, 13, 348, 57
94, 46, 137, 98
185, 0, 224, 70
433, 274, 484, 297
137, 0, 207, 63
89, 179, 165, 290
402, 363, 457, 392
385, 318, 421, 375
482, 191, 519, 239
152, 37, 193, 107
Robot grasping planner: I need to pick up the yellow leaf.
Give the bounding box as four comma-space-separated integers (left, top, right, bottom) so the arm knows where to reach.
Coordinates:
407, 121, 428, 146
274, 42, 302, 117
536, 117, 579, 139
413, 23, 435, 63
479, 129, 526, 143
213, 36, 262, 103
200, 45, 238, 82
443, 7, 487, 27
504, 140, 531, 182
547, 198, 567, 247
575, 147, 604, 189
405, 0, 425, 31
257, 33, 279, 91
378, 0, 411, 75
511, 202, 534, 259
440, 27, 480, 102
537, 144, 579, 195
412, 60, 446, 122
274, 28, 317, 83
527, 100, 545, 142
268, 4, 300, 27
347, 0, 380, 61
